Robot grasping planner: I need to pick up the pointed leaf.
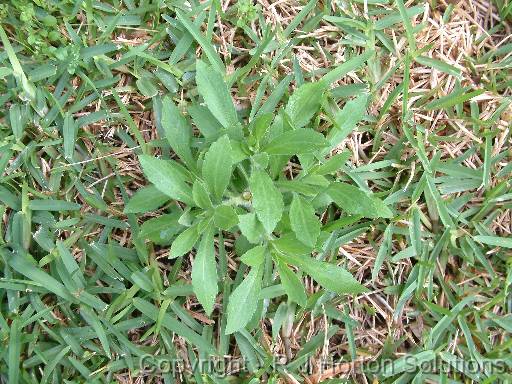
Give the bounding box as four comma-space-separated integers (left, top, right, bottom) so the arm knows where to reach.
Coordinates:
80, 306, 111, 358
249, 170, 283, 234
240, 245, 266, 267
276, 259, 307, 306
63, 113, 76, 160
328, 93, 369, 148
192, 180, 213, 209
139, 155, 193, 205
196, 60, 238, 129
276, 253, 367, 295
319, 49, 374, 85
238, 212, 266, 244
327, 182, 392, 218
191, 227, 218, 315
262, 129, 328, 156
8, 253, 76, 302
124, 185, 169, 213
473, 235, 512, 249
133, 298, 216, 354
139, 213, 182, 244
372, 224, 393, 282
225, 264, 263, 334
202, 135, 232, 201
176, 11, 225, 74
8, 317, 21, 384
29, 199, 81, 211
170, 226, 199, 259
136, 76, 158, 97
161, 96, 195, 168
289, 194, 320, 247
188, 104, 223, 139
285, 82, 325, 128
272, 233, 312, 256
213, 205, 238, 230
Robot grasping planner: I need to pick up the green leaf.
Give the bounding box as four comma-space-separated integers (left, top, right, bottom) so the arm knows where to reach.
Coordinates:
409, 207, 422, 256
415, 56, 462, 78
0, 67, 12, 78
275, 259, 307, 306
124, 185, 169, 213
8, 253, 76, 302
80, 306, 111, 358
473, 235, 512, 249
238, 212, 266, 244
328, 93, 369, 148
285, 82, 325, 128
249, 170, 284, 233
240, 245, 266, 267
327, 182, 393, 218
394, 0, 417, 49
189, 104, 223, 139
191, 227, 218, 315
202, 135, 233, 201
131, 270, 154, 292
256, 74, 293, 117
313, 151, 351, 175
161, 96, 195, 168
139, 155, 193, 205
374, 4, 425, 30
319, 49, 374, 86
40, 346, 71, 384
214, 205, 239, 230
133, 298, 216, 354
8, 317, 21, 384
0, 186, 20, 210
136, 76, 158, 97
196, 60, 238, 129
276, 253, 367, 295
382, 350, 436, 378
175, 11, 225, 74
262, 129, 328, 155
282, 0, 317, 38
139, 213, 182, 244
63, 113, 76, 160
271, 233, 313, 256
372, 224, 393, 282
11, 212, 30, 250
170, 226, 199, 259
289, 194, 320, 247
488, 313, 512, 333
249, 113, 273, 145
29, 199, 81, 211
425, 88, 484, 110
192, 180, 213, 209
251, 152, 269, 169
0, 25, 35, 101
225, 264, 263, 334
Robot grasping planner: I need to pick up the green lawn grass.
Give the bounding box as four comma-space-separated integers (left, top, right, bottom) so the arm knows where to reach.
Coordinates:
0, 0, 511, 383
